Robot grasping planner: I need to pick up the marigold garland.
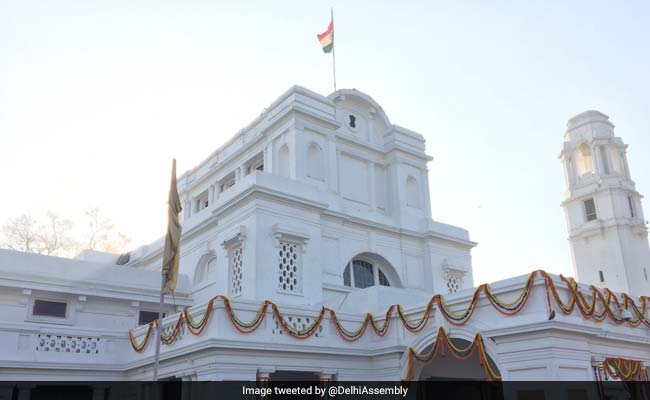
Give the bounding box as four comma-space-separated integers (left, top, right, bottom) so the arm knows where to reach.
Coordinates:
160, 313, 184, 345
405, 327, 501, 381
602, 357, 645, 381
224, 297, 269, 333
271, 304, 326, 339
129, 321, 154, 351
128, 269, 650, 379
184, 300, 213, 336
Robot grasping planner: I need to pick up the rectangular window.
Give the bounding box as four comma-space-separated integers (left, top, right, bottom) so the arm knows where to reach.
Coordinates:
644, 268, 648, 282
33, 300, 67, 318
599, 270, 604, 283
628, 196, 636, 218
249, 159, 264, 173
230, 246, 243, 297
278, 241, 301, 293
138, 310, 160, 326
197, 195, 209, 211
223, 178, 235, 191
584, 198, 597, 221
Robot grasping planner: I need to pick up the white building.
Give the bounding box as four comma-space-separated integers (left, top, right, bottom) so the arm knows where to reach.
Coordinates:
559, 110, 650, 296
1, 86, 649, 393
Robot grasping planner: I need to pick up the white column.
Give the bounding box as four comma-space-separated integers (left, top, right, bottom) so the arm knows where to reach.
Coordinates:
328, 137, 338, 192
368, 161, 376, 210
622, 152, 631, 179
264, 144, 273, 173
598, 145, 610, 174
422, 168, 432, 219
235, 167, 242, 183
387, 161, 402, 223
565, 158, 575, 185
368, 108, 377, 144
592, 144, 602, 175
290, 128, 300, 180
216, 182, 222, 201
183, 197, 191, 218
208, 185, 215, 205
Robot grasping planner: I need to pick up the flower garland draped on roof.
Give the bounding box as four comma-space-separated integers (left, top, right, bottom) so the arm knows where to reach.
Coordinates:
129, 270, 650, 380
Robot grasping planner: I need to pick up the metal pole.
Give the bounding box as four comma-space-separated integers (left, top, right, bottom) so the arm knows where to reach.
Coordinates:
331, 8, 337, 92
152, 275, 165, 380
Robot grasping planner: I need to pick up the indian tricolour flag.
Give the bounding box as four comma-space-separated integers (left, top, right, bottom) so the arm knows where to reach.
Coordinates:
317, 18, 333, 53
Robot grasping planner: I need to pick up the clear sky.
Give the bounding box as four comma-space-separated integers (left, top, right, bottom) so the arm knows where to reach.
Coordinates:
1, 1, 649, 285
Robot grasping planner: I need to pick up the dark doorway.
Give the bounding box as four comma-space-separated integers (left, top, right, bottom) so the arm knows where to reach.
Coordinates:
270, 370, 320, 381
31, 385, 93, 400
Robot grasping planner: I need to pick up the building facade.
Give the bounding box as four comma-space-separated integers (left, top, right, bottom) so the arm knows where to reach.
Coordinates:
1, 87, 650, 395
559, 111, 650, 296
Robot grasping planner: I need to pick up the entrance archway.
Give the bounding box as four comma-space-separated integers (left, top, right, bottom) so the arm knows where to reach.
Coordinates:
404, 328, 502, 382
416, 337, 500, 381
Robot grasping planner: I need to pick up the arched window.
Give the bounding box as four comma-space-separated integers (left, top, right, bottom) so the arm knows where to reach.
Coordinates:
278, 144, 290, 178
306, 142, 325, 181
194, 256, 217, 285
576, 143, 594, 176
343, 259, 391, 289
406, 176, 420, 208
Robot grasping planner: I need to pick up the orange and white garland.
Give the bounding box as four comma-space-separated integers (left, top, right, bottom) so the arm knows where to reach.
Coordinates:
405, 327, 500, 381
129, 270, 650, 380
600, 357, 647, 381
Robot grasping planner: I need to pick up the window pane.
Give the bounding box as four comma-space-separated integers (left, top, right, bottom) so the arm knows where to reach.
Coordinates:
343, 263, 351, 287
628, 196, 635, 217
584, 198, 597, 221
353, 260, 374, 288
33, 300, 67, 318
139, 311, 159, 326
378, 269, 390, 286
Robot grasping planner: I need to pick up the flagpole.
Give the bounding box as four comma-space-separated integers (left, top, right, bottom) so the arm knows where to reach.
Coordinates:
152, 276, 165, 380
152, 158, 182, 381
331, 7, 337, 92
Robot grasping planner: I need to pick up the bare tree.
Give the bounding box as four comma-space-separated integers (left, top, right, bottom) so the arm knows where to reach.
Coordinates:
39, 211, 75, 255
1, 214, 41, 253
1, 212, 74, 256
1, 208, 131, 257
85, 208, 131, 253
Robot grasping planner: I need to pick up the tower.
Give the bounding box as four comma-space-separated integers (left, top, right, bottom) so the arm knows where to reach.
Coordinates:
559, 110, 650, 295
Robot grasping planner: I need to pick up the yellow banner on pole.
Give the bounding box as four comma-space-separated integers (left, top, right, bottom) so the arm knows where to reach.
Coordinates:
162, 159, 182, 295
